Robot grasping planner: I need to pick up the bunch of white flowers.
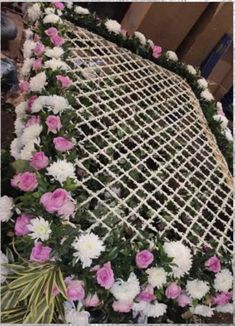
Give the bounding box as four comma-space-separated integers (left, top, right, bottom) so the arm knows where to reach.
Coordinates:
200, 89, 214, 101
197, 78, 208, 89
45, 47, 64, 59
0, 196, 14, 222
111, 273, 140, 303
47, 160, 78, 185
146, 267, 167, 288
75, 6, 90, 15
29, 72, 47, 92
186, 279, 209, 299
43, 14, 62, 24
31, 95, 70, 114
166, 50, 178, 61
104, 19, 121, 35
186, 64, 197, 75
214, 269, 233, 292
23, 40, 35, 59
134, 31, 146, 45
44, 59, 68, 71
27, 3, 41, 22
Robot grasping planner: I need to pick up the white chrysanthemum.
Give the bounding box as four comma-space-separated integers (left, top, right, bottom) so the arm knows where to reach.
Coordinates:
201, 89, 214, 101
20, 124, 42, 144
223, 128, 233, 142
0, 196, 14, 222
31, 95, 70, 114
214, 269, 233, 292
186, 64, 197, 75
43, 14, 62, 24
105, 19, 121, 35
10, 138, 22, 159
44, 59, 68, 71
27, 3, 41, 22
15, 118, 25, 136
1, 251, 9, 284
147, 39, 154, 49
28, 217, 51, 241
133, 301, 167, 318
191, 305, 214, 318
134, 31, 146, 45
197, 78, 208, 89
215, 303, 233, 314
186, 280, 209, 300
25, 29, 33, 40
45, 47, 64, 59
146, 267, 167, 288
15, 101, 27, 118
23, 40, 35, 59
72, 233, 105, 268
65, 306, 90, 325
213, 114, 228, 129
166, 50, 178, 61
66, 1, 73, 9
29, 72, 47, 92
47, 160, 77, 185
20, 139, 39, 160
74, 6, 90, 15
163, 241, 192, 278
21, 58, 34, 77
216, 101, 223, 113
45, 7, 55, 15
111, 273, 140, 303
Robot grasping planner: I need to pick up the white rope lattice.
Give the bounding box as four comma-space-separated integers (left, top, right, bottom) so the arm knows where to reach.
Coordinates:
65, 21, 233, 253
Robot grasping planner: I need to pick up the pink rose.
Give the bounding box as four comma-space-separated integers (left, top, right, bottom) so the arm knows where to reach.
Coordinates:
46, 115, 62, 133
112, 301, 132, 313
135, 249, 154, 269
165, 283, 181, 299
212, 292, 232, 306
96, 262, 114, 289
45, 27, 58, 37
30, 151, 49, 170
152, 45, 162, 59
40, 188, 68, 213
19, 80, 29, 92
11, 173, 22, 188
205, 255, 221, 273
15, 214, 32, 236
56, 75, 72, 88
50, 35, 64, 47
84, 293, 100, 307
176, 292, 191, 307
66, 280, 85, 301
34, 42, 45, 56
26, 115, 40, 127
53, 2, 65, 10
138, 284, 155, 302
32, 58, 42, 71
57, 200, 75, 219
27, 95, 37, 110
30, 242, 52, 262
53, 137, 74, 152
18, 172, 38, 192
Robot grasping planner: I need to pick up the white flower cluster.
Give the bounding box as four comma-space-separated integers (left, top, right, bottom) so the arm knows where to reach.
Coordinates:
21, 58, 34, 77
111, 273, 140, 303
166, 50, 178, 61
214, 268, 233, 292
186, 279, 209, 299
44, 58, 68, 71
105, 19, 121, 35
200, 89, 214, 102
186, 64, 197, 75
27, 3, 42, 22
31, 95, 70, 114
213, 102, 232, 142
0, 196, 14, 222
146, 267, 167, 288
47, 160, 78, 185
23, 40, 35, 59
134, 31, 146, 45
29, 72, 47, 92
74, 6, 90, 15
45, 47, 64, 59
43, 14, 62, 24
133, 301, 167, 318
197, 78, 208, 89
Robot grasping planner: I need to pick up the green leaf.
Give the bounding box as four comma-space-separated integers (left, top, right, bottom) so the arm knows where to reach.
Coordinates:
45, 270, 56, 305
55, 268, 67, 299
11, 159, 30, 173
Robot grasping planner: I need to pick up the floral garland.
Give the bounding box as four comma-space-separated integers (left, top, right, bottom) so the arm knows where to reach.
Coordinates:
64, 3, 233, 174
0, 2, 233, 325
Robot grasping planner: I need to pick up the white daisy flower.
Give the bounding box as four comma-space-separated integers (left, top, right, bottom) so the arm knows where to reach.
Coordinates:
72, 233, 105, 268
104, 19, 121, 35
186, 279, 209, 300
146, 267, 167, 288
214, 269, 233, 292
111, 273, 140, 303
166, 50, 178, 61
47, 160, 78, 185
28, 217, 52, 241
0, 196, 14, 222
134, 31, 146, 45
29, 72, 47, 93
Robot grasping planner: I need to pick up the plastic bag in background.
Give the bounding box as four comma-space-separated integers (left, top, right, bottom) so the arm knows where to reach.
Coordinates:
1, 58, 19, 93
1, 12, 17, 41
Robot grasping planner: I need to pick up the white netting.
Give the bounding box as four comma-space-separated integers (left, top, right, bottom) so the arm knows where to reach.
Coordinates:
64, 21, 233, 253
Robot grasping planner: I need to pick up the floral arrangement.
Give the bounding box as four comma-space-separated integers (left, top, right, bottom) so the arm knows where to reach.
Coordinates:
0, 2, 233, 325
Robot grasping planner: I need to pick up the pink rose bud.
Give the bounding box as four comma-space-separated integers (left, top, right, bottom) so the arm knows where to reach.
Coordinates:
53, 2, 65, 10
96, 262, 114, 289
66, 280, 85, 301
30, 151, 49, 170
50, 35, 64, 47
45, 27, 58, 37
27, 95, 37, 110
176, 293, 191, 307
112, 301, 132, 313
11, 173, 22, 188
18, 172, 38, 192
40, 188, 68, 213
15, 214, 32, 236
135, 249, 154, 269
212, 292, 232, 306
32, 58, 42, 71
165, 283, 181, 299
19, 80, 29, 92
56, 75, 72, 88
138, 284, 155, 302
57, 200, 75, 219
152, 45, 162, 59
34, 42, 45, 56
26, 115, 40, 127
53, 137, 75, 152
205, 255, 221, 273
30, 242, 52, 262
46, 115, 62, 133
84, 293, 100, 307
